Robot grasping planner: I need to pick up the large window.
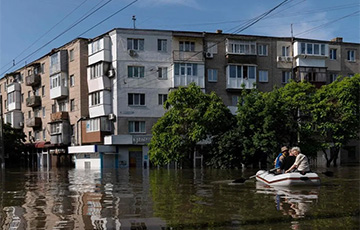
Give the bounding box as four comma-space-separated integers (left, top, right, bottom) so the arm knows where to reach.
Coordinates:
86, 117, 111, 133
69, 49, 74, 61
90, 91, 101, 106
50, 123, 61, 134
88, 63, 103, 79
90, 39, 103, 54
128, 66, 145, 78
58, 100, 68, 112
229, 65, 256, 79
208, 69, 218, 82
347, 50, 355, 62
128, 93, 145, 106
128, 121, 145, 133
127, 38, 144, 51
282, 46, 290, 56
157, 39, 167, 52
227, 40, 256, 55
50, 73, 67, 89
259, 70, 268, 82
174, 63, 197, 76
158, 94, 168, 105
330, 49, 337, 60
179, 41, 195, 52
300, 42, 326, 56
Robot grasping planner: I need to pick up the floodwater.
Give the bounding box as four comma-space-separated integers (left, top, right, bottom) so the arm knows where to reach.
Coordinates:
0, 166, 359, 230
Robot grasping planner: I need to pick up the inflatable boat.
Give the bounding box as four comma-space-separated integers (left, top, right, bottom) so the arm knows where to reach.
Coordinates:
255, 170, 321, 186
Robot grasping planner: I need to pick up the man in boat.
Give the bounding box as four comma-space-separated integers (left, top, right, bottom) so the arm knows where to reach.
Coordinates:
280, 149, 296, 172
285, 147, 310, 174
274, 146, 289, 173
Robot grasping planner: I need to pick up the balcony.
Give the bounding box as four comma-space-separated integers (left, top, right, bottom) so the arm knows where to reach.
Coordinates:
226, 78, 256, 90
4, 110, 23, 129
26, 117, 42, 128
173, 50, 204, 62
50, 121, 70, 145
51, 111, 69, 122
26, 96, 41, 107
25, 74, 41, 86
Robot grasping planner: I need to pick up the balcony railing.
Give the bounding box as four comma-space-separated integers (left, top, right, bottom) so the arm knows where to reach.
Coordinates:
25, 74, 41, 86
26, 117, 42, 128
50, 111, 69, 122
26, 96, 41, 107
173, 50, 204, 62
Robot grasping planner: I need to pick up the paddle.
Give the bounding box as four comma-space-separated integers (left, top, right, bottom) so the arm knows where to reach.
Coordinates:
232, 168, 277, 184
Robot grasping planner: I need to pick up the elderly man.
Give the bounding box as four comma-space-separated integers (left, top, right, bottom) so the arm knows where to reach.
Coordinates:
285, 147, 310, 174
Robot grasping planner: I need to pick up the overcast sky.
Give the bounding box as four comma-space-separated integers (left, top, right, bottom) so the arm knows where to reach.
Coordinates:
0, 0, 359, 75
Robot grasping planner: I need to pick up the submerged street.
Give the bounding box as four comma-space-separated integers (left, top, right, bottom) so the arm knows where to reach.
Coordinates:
0, 166, 359, 229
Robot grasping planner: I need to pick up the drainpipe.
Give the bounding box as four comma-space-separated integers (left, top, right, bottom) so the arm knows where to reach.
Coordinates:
76, 117, 87, 145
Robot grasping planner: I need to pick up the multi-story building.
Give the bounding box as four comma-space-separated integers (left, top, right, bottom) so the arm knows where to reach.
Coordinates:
0, 38, 89, 167
2, 28, 359, 169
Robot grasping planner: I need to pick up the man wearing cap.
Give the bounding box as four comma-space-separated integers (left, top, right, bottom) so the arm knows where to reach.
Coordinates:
274, 146, 289, 173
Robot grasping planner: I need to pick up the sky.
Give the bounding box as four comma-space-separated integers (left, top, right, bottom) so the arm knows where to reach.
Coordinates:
0, 0, 359, 76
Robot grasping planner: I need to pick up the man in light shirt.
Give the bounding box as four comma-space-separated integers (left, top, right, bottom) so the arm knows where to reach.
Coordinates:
285, 147, 310, 174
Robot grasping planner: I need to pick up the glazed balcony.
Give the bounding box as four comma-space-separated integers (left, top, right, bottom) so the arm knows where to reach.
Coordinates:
26, 117, 42, 128
26, 96, 41, 107
25, 74, 41, 86
50, 111, 69, 122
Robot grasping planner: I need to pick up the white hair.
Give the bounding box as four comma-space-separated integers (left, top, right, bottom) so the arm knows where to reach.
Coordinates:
291, 146, 301, 153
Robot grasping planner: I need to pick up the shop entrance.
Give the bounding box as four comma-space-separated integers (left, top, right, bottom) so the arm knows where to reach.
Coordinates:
129, 147, 142, 168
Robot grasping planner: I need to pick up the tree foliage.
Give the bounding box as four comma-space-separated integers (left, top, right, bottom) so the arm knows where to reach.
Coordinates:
3, 123, 26, 165
149, 83, 235, 166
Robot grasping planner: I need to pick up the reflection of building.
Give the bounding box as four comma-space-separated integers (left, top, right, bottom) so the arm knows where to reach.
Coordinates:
256, 182, 318, 218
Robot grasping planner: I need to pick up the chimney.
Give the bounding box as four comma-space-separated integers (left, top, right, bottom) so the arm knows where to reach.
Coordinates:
331, 37, 343, 43
216, 29, 223, 34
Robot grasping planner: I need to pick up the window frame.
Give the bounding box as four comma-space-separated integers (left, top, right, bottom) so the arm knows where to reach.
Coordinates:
259, 70, 269, 82
128, 66, 145, 78
128, 121, 146, 133
208, 69, 218, 82
128, 93, 145, 106
330, 49, 337, 60
347, 50, 355, 62
158, 94, 168, 105
127, 38, 145, 51
258, 44, 268, 56
157, 39, 167, 52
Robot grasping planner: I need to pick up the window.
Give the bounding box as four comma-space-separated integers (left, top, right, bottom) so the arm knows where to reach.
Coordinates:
174, 63, 198, 76
232, 96, 240, 106
127, 38, 144, 51
90, 39, 103, 54
128, 121, 145, 133
282, 71, 292, 83
50, 73, 67, 89
229, 65, 256, 79
88, 63, 103, 79
28, 69, 32, 76
158, 94, 168, 105
282, 46, 290, 56
50, 123, 61, 134
70, 99, 75, 112
50, 53, 59, 67
58, 101, 68, 112
86, 118, 100, 132
42, 85, 45, 97
42, 107, 46, 118
35, 87, 40, 96
300, 42, 326, 55
208, 69, 218, 82
227, 40, 256, 55
158, 67, 168, 79
90, 92, 101, 106
41, 63, 45, 74
21, 93, 24, 103
329, 73, 338, 83
34, 109, 40, 117
4, 100, 7, 110
179, 41, 195, 52
258, 44, 268, 56
70, 75, 75, 87
28, 111, 31, 119
128, 93, 145, 106
259, 70, 268, 82
347, 50, 355, 62
34, 131, 40, 141
7, 92, 15, 104
330, 49, 337, 60
157, 39, 167, 52
52, 104, 56, 113
128, 66, 145, 78
69, 49, 74, 61
42, 129, 46, 140
28, 91, 31, 98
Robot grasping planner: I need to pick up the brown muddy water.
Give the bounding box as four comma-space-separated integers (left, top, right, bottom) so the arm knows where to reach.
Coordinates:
0, 166, 359, 230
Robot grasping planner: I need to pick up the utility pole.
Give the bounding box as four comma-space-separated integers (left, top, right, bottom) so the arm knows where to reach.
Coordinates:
0, 95, 5, 168
132, 15, 136, 29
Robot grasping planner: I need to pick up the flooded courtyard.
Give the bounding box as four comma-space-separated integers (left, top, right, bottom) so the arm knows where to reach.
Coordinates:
0, 166, 359, 229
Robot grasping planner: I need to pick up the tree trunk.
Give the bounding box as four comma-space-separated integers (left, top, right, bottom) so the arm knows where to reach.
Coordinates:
327, 146, 340, 167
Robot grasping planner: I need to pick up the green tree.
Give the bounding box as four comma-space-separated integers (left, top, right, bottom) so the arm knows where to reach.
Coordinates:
149, 83, 235, 167
312, 75, 360, 167
3, 123, 26, 165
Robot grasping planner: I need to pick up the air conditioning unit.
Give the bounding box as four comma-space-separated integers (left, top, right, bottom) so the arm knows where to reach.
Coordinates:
205, 52, 213, 58
128, 49, 137, 57
286, 56, 293, 62
108, 113, 116, 121
108, 69, 115, 78
277, 56, 284, 62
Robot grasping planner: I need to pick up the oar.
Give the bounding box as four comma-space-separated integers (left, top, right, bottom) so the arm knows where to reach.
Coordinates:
232, 168, 277, 184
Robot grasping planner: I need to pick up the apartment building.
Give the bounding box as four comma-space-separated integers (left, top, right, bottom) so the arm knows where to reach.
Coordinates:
0, 38, 88, 167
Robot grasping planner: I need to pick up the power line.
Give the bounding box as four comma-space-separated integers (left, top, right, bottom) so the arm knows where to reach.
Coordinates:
0, 0, 113, 77
0, 0, 90, 73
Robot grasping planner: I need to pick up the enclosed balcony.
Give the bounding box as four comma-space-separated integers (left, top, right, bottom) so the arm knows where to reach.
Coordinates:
226, 65, 257, 90
26, 96, 41, 107
25, 73, 41, 86
50, 72, 68, 99
50, 111, 69, 122
50, 121, 71, 145
4, 110, 23, 129
26, 117, 42, 128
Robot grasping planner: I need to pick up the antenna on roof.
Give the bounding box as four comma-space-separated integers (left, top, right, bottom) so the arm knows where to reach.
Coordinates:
132, 15, 136, 29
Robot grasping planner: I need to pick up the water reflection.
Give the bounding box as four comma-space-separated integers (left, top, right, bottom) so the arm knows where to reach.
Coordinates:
255, 182, 319, 219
